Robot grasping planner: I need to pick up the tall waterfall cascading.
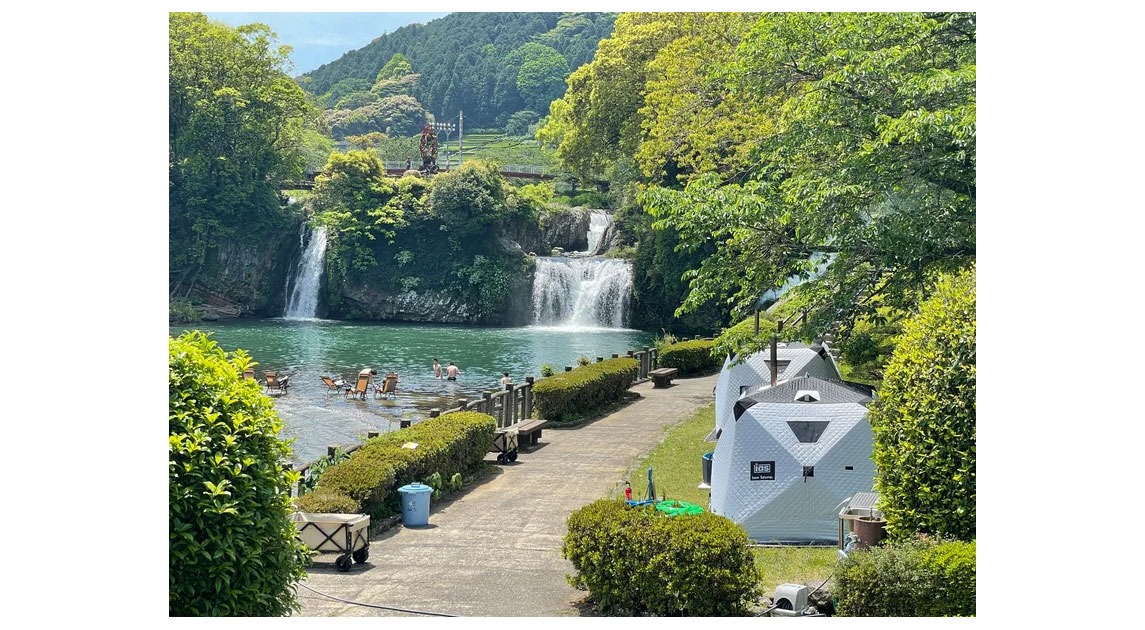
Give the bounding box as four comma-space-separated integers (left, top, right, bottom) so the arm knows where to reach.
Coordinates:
284, 224, 328, 319
585, 211, 610, 254
531, 257, 633, 328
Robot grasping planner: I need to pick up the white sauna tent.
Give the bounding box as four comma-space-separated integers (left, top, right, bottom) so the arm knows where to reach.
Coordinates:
708, 375, 877, 543
709, 342, 841, 443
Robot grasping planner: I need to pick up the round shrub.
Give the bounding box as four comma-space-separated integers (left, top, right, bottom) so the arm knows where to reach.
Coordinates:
832, 538, 975, 617
868, 266, 976, 541
658, 339, 719, 375
563, 499, 761, 616
169, 332, 310, 616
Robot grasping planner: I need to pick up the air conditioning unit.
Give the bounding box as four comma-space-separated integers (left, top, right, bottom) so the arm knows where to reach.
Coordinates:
773, 583, 809, 613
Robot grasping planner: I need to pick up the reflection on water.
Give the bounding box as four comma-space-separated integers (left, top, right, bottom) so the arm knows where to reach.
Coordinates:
169, 319, 655, 466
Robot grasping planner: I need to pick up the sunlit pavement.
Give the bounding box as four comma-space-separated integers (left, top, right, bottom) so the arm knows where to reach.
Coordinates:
296, 373, 719, 618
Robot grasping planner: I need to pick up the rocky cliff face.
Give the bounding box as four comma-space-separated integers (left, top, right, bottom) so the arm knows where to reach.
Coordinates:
541, 207, 592, 253
174, 219, 302, 322
336, 275, 532, 326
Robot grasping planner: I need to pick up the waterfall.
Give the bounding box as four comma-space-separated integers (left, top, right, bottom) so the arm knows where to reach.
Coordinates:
531, 257, 633, 328
585, 211, 610, 255
284, 224, 328, 319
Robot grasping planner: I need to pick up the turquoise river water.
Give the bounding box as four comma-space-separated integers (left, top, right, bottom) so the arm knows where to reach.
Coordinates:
169, 318, 656, 466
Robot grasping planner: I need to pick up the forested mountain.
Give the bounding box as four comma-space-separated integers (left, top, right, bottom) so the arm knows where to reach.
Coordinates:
297, 12, 616, 132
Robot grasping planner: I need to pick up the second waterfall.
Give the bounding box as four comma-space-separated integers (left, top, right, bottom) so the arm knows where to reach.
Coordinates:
531, 257, 633, 328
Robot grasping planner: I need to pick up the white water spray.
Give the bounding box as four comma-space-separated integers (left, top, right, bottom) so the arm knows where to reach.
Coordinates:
531, 257, 633, 328
284, 224, 328, 319
585, 211, 610, 255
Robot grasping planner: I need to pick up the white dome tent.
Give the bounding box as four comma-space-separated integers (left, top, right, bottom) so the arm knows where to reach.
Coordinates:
708, 375, 877, 543
709, 342, 841, 443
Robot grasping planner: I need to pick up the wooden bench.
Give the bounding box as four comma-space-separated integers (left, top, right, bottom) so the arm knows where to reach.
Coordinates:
515, 419, 548, 448
649, 367, 678, 388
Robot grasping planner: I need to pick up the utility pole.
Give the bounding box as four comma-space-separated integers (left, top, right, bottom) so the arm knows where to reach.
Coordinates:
458, 110, 464, 166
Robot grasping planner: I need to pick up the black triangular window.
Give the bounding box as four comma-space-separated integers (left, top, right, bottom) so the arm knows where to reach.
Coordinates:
787, 420, 830, 443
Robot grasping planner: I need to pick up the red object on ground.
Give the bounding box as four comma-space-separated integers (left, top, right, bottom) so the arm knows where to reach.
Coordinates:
624, 485, 632, 500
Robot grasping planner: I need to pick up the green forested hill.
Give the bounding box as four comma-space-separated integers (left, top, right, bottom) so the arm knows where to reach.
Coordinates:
298, 12, 616, 131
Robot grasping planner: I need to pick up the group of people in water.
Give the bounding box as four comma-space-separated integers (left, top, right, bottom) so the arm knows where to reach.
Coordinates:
431, 358, 463, 381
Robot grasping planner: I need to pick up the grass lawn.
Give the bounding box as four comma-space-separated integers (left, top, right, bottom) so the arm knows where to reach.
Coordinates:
624, 403, 838, 596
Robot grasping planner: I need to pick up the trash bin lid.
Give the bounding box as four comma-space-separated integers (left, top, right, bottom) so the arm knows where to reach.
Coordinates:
398, 482, 432, 493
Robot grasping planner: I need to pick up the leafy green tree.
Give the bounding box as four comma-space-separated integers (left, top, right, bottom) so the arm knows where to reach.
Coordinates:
539, 13, 682, 183
514, 44, 571, 112
504, 110, 541, 136
376, 52, 414, 81
868, 266, 975, 541
641, 12, 975, 338
321, 77, 372, 108
311, 150, 409, 272
169, 13, 318, 295
169, 331, 310, 616
428, 160, 508, 241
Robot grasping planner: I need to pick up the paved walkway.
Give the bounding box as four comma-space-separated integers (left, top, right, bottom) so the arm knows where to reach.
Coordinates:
296, 373, 718, 617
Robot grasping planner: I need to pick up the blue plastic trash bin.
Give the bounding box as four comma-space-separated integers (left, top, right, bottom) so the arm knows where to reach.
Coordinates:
397, 482, 433, 527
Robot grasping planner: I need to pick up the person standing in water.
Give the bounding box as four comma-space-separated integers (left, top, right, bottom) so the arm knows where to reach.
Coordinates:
446, 362, 462, 381
432, 358, 442, 380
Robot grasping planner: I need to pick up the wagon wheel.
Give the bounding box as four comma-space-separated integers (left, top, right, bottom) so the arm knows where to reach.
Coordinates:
508, 449, 518, 462
353, 547, 369, 564
496, 453, 506, 464
336, 554, 353, 572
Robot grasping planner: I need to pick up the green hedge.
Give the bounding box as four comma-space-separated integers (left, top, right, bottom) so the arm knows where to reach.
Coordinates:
563, 498, 761, 616
532, 357, 639, 422
658, 340, 719, 375
832, 538, 976, 617
294, 411, 495, 519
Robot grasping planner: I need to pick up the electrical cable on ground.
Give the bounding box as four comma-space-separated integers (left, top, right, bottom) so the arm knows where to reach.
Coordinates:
298, 582, 458, 617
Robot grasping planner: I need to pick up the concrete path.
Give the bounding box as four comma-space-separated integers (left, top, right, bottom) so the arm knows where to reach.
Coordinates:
296, 373, 718, 618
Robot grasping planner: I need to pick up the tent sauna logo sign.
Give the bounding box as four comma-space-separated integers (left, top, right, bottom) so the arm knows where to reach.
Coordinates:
750, 460, 775, 481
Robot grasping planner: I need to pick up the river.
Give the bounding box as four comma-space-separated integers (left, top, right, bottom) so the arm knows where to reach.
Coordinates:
169, 318, 655, 466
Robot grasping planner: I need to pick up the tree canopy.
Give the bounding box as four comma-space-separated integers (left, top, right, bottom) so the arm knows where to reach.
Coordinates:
169, 12, 320, 294
638, 12, 975, 344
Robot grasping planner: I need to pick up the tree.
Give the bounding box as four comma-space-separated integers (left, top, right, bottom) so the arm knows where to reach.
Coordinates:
504, 110, 540, 136
538, 13, 682, 183
311, 150, 409, 272
868, 266, 975, 541
641, 13, 975, 344
169, 13, 318, 295
169, 331, 310, 616
376, 52, 414, 81
428, 160, 508, 241
513, 44, 571, 112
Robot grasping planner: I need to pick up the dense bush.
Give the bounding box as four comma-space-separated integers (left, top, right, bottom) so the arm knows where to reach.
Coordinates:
869, 266, 976, 541
657, 339, 719, 375
563, 499, 761, 616
532, 357, 639, 422
833, 538, 976, 617
711, 315, 779, 362
169, 332, 310, 616
295, 411, 495, 519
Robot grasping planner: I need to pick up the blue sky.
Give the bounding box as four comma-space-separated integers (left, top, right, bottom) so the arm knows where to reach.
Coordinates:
204, 12, 451, 74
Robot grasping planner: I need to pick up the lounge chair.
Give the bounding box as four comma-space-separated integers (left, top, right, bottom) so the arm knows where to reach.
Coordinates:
346, 372, 373, 400
377, 373, 399, 400
321, 375, 348, 393
264, 371, 288, 396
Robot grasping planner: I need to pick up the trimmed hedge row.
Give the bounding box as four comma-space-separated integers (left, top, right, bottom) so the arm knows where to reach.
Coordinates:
832, 538, 976, 617
294, 411, 495, 519
531, 357, 639, 422
658, 339, 719, 375
563, 498, 761, 616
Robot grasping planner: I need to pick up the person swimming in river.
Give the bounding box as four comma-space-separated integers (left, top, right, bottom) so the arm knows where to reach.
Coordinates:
446, 361, 461, 381
432, 358, 442, 380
